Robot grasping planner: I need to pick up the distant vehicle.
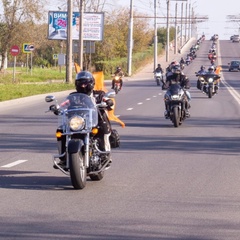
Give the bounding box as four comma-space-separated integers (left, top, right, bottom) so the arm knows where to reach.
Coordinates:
231, 35, 240, 42
230, 34, 239, 41
228, 60, 240, 71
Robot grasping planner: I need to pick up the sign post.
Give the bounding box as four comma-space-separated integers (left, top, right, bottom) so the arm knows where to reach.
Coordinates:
23, 43, 34, 75
10, 45, 20, 83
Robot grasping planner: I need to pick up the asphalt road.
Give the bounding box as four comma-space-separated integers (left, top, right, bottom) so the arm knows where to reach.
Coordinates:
0, 39, 240, 240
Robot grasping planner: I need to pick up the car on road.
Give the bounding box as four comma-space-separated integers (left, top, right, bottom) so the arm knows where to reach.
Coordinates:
228, 60, 240, 71
231, 35, 240, 42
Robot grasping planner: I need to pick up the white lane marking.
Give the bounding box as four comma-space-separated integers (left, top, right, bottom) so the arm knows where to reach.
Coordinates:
127, 108, 133, 111
218, 43, 240, 105
153, 95, 157, 97
138, 102, 143, 105
1, 160, 28, 168
221, 79, 240, 105
146, 98, 151, 100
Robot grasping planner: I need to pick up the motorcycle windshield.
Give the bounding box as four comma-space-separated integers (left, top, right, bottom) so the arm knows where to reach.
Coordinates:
168, 83, 181, 95
59, 93, 98, 129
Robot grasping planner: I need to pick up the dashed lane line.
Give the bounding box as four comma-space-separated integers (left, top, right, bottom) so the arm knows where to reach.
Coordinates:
1, 160, 28, 168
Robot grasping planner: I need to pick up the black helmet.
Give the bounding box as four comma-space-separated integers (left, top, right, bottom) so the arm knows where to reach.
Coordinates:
172, 65, 181, 75
116, 66, 121, 71
157, 64, 161, 67
75, 71, 95, 95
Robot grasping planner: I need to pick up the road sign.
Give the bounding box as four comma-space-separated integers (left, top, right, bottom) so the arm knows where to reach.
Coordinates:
53, 54, 58, 60
10, 45, 20, 56
23, 43, 35, 53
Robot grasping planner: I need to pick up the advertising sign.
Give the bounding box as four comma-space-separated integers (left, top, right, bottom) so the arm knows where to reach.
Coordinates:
48, 11, 104, 41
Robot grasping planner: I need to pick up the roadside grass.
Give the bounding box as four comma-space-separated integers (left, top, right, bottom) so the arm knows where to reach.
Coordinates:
0, 67, 75, 101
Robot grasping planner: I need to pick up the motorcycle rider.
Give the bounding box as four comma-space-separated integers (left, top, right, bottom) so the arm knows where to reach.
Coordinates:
111, 66, 124, 90
196, 65, 207, 90
164, 65, 191, 118
55, 71, 114, 168
154, 63, 164, 74
153, 63, 164, 86
207, 66, 221, 91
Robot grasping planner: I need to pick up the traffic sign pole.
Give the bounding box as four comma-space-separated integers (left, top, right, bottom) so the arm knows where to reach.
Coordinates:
10, 45, 20, 83
13, 56, 16, 83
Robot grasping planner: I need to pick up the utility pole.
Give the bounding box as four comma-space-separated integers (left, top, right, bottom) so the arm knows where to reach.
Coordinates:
79, 0, 84, 71
166, 0, 170, 62
127, 0, 133, 76
66, 0, 73, 83
154, 0, 158, 70
174, 3, 178, 54
180, 2, 183, 47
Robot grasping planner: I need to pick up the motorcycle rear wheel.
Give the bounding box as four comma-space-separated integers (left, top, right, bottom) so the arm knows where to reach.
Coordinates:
69, 151, 87, 189
172, 106, 180, 127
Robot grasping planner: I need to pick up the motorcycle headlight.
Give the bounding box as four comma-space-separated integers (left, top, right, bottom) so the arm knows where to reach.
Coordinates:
171, 94, 179, 100
115, 76, 120, 81
208, 78, 213, 83
69, 116, 85, 131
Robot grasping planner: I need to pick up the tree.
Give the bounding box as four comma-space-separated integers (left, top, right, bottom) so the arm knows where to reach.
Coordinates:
0, 0, 47, 71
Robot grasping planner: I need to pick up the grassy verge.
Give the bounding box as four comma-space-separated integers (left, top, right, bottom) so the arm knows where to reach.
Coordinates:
0, 67, 75, 102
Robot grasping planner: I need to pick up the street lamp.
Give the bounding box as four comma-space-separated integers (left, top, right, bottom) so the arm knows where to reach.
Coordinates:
166, 0, 187, 62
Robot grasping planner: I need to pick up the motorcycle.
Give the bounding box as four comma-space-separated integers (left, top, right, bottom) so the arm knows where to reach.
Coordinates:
154, 71, 164, 86
196, 73, 219, 98
45, 91, 118, 189
180, 62, 185, 70
164, 81, 189, 127
112, 74, 123, 94
195, 72, 205, 90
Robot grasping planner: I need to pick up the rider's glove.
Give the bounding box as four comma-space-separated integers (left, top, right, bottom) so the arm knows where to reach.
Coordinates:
50, 105, 60, 115
104, 99, 114, 110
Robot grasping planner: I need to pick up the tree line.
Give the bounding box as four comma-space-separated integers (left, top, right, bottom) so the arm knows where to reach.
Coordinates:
0, 0, 175, 75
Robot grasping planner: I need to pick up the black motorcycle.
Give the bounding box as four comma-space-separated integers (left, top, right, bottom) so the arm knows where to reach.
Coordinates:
45, 91, 119, 189
196, 73, 219, 98
164, 81, 190, 127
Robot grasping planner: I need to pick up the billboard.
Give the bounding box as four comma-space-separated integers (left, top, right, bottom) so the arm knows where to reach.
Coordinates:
48, 11, 104, 41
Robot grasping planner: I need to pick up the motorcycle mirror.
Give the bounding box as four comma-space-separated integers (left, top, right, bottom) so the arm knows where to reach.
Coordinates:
45, 95, 55, 102
105, 91, 116, 98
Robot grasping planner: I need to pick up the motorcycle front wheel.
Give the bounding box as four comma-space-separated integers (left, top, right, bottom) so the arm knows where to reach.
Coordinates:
156, 78, 160, 86
114, 86, 119, 94
172, 106, 180, 127
208, 87, 213, 98
69, 151, 87, 189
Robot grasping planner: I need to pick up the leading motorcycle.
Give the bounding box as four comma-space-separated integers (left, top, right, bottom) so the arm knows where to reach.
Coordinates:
164, 81, 190, 127
45, 91, 119, 189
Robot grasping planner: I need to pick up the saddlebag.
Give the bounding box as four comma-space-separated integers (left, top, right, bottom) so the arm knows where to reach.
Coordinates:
109, 129, 120, 148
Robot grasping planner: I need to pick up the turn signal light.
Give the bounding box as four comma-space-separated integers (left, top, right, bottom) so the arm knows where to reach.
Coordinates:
92, 128, 98, 135
56, 132, 62, 138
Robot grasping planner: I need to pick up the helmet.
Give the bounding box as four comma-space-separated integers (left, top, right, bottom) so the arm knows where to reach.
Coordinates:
75, 71, 95, 95
172, 65, 181, 75
157, 64, 161, 67
116, 66, 121, 71
208, 66, 214, 72
201, 65, 205, 70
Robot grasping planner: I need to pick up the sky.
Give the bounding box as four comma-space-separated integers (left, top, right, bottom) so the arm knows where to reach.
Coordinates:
114, 0, 240, 40
2, 0, 238, 41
